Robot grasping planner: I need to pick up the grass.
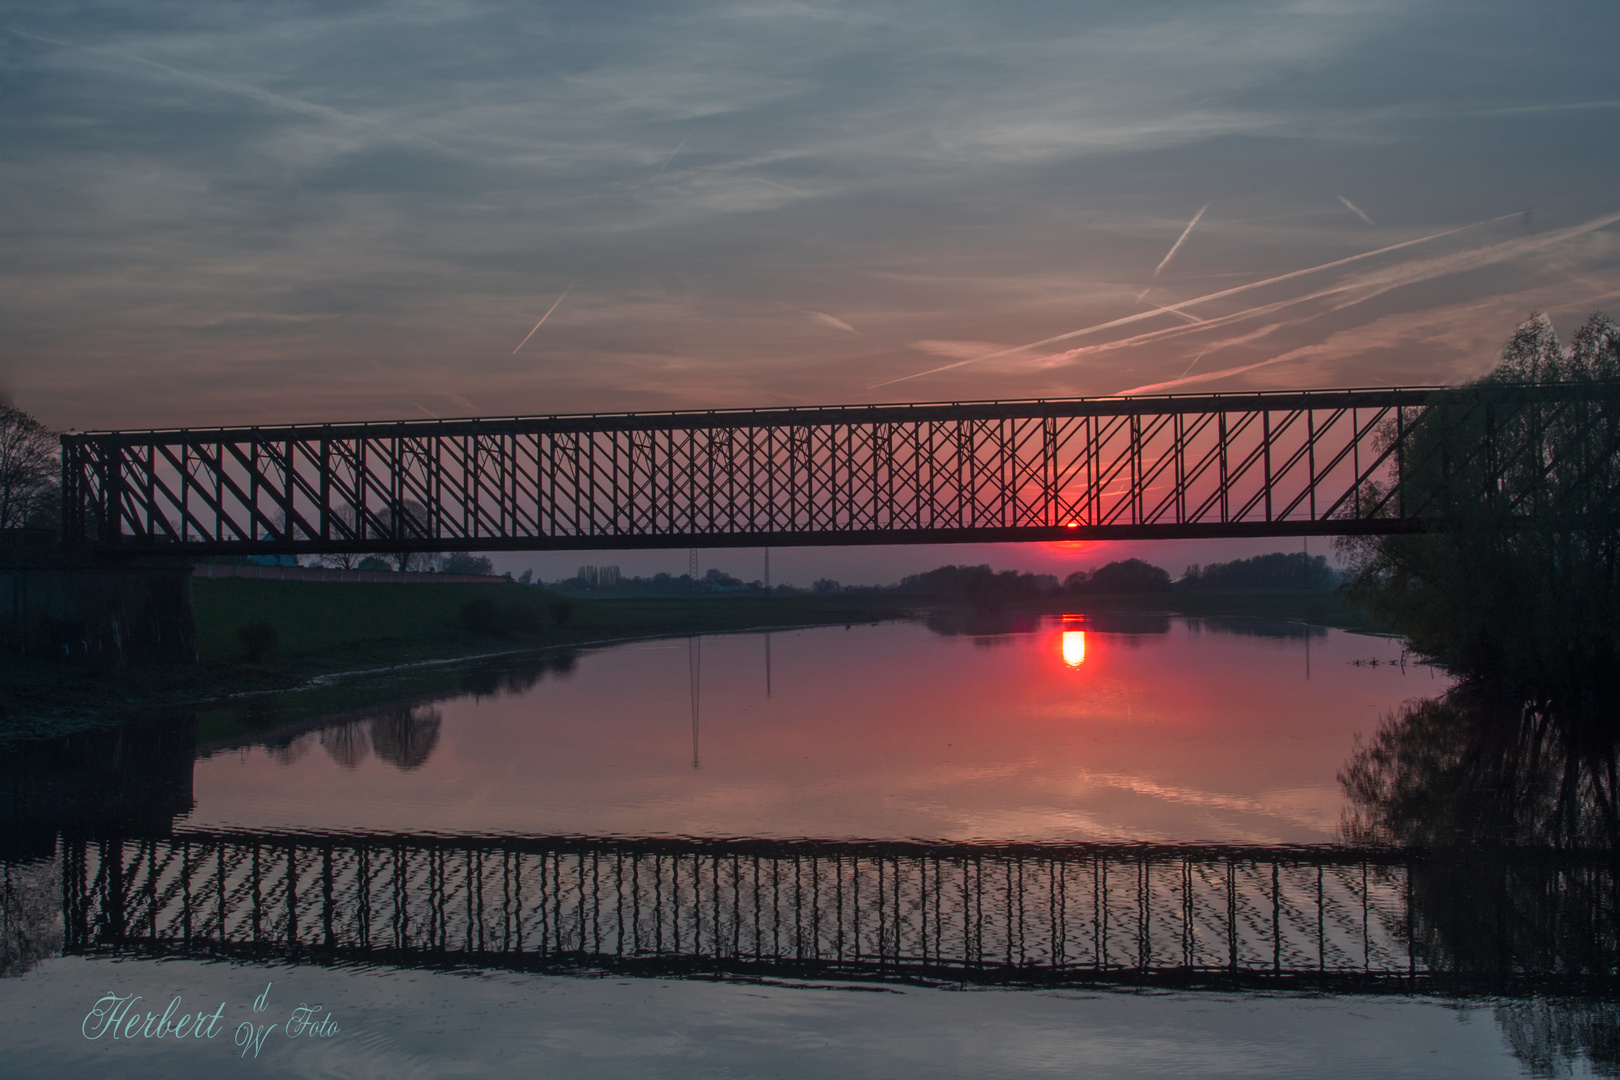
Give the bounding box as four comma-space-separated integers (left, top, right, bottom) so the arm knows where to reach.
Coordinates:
0, 580, 917, 735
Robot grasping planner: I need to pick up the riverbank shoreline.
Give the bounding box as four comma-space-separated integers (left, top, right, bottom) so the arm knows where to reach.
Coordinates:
0, 579, 1383, 737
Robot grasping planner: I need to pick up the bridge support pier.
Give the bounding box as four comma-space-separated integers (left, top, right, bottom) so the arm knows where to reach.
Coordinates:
1, 531, 196, 667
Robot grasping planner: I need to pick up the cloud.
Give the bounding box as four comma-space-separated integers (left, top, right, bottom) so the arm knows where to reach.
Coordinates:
870, 211, 1527, 388
11, 28, 445, 151
6, 0, 1620, 434
908, 339, 1009, 359
1111, 281, 1620, 396
1029, 208, 1620, 370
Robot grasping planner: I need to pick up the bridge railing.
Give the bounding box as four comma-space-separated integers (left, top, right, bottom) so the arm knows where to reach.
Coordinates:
57, 384, 1607, 554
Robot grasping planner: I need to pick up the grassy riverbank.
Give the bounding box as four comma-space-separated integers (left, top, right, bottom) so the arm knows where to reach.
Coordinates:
0, 580, 917, 731
0, 578, 1382, 733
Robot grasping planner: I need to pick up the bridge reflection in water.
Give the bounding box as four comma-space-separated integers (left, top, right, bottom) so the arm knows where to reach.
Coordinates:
58, 831, 1619, 992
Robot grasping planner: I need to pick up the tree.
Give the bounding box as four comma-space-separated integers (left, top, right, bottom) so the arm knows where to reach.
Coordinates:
1338, 312, 1620, 706
319, 505, 366, 569
441, 552, 495, 576
388, 499, 440, 572
0, 405, 58, 530
1069, 558, 1172, 594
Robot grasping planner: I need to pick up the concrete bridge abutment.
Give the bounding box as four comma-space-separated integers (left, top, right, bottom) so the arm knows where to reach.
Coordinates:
1, 530, 196, 667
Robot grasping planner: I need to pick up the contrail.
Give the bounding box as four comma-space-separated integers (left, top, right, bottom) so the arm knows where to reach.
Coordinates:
1148, 301, 1204, 325
867, 209, 1526, 389
1037, 209, 1620, 370
512, 282, 575, 355
1110, 209, 1620, 395
1114, 351, 1320, 397
1337, 195, 1376, 225
653, 136, 688, 178
12, 29, 445, 149
1179, 351, 1206, 377
809, 311, 857, 333
1153, 204, 1209, 277
751, 176, 807, 196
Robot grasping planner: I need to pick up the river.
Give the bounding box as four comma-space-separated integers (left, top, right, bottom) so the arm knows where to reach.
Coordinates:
2, 613, 1613, 1078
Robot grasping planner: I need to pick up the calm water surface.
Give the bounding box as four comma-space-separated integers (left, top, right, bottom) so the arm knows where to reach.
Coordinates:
190, 616, 1426, 842
3, 614, 1611, 1079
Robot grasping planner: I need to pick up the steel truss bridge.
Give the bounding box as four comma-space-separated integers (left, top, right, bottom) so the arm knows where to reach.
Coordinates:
57, 383, 1604, 556
52, 830, 1620, 992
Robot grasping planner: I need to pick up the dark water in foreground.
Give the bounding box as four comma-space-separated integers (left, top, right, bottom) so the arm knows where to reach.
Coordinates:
2, 615, 1616, 1078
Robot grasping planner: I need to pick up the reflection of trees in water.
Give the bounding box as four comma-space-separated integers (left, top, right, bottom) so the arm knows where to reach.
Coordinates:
312, 705, 441, 771
1, 857, 61, 978
459, 650, 578, 697
369, 705, 442, 770
923, 609, 1173, 638
1342, 685, 1620, 1077
260, 651, 582, 773
1497, 999, 1620, 1080
923, 609, 1326, 641
1182, 616, 1326, 640
1341, 686, 1620, 850
319, 723, 370, 769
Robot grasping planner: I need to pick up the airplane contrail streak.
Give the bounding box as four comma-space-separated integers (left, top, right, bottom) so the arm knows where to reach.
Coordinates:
1150, 301, 1204, 325
653, 136, 687, 178
512, 282, 575, 355
12, 29, 445, 149
1337, 195, 1376, 225
866, 209, 1527, 389
1044, 207, 1620, 368
1113, 352, 1318, 397
1110, 210, 1620, 395
1153, 204, 1209, 277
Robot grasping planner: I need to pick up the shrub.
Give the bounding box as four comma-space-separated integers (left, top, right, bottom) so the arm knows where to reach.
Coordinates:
441, 552, 495, 576
459, 594, 551, 637
237, 621, 278, 661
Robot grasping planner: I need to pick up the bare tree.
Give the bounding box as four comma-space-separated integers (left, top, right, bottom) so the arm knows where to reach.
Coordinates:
319, 505, 366, 569
390, 499, 439, 572
0, 405, 58, 530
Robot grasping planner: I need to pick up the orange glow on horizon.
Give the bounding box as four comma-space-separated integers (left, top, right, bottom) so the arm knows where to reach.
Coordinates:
1061, 630, 1087, 666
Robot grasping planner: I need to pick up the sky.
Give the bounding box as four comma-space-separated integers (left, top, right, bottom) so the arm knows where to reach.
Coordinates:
4, 0, 1618, 583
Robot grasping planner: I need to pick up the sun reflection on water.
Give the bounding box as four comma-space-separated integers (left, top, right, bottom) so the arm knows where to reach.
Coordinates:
1061, 630, 1087, 667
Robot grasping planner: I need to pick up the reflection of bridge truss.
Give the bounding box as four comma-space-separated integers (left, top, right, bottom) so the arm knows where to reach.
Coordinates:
58, 830, 1614, 991
62, 386, 1565, 555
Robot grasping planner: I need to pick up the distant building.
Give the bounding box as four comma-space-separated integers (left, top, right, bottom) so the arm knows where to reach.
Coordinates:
577, 565, 622, 588
247, 554, 300, 567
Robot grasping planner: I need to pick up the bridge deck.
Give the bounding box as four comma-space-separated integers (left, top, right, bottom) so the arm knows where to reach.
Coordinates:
58, 384, 1593, 554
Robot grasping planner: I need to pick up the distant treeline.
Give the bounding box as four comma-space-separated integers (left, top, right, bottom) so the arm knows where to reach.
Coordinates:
1179, 552, 1337, 591
544, 550, 1336, 603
